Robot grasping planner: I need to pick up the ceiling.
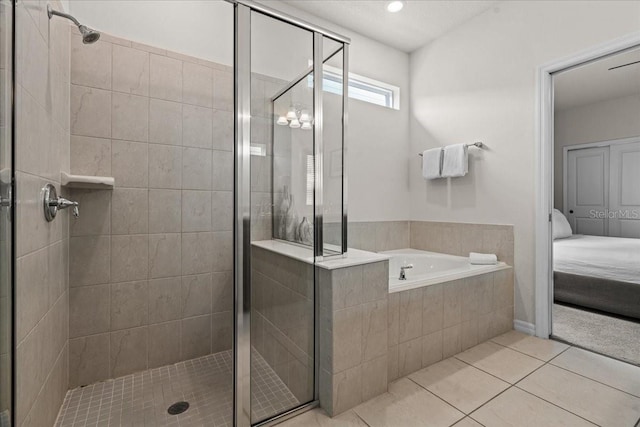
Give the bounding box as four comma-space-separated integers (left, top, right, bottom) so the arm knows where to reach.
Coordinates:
281, 1, 499, 52
554, 48, 640, 111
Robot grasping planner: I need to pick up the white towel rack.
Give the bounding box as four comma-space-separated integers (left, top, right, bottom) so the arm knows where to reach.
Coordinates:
418, 142, 483, 157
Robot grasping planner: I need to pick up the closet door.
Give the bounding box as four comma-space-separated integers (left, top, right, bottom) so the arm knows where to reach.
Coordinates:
609, 141, 640, 238
566, 146, 610, 236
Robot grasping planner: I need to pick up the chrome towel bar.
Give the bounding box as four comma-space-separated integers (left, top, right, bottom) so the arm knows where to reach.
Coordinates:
418, 142, 483, 156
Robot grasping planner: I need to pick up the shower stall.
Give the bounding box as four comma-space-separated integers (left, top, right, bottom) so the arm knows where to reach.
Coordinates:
3, 0, 348, 426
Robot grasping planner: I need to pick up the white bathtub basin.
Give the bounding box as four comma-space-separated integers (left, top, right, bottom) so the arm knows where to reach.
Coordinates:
380, 248, 510, 293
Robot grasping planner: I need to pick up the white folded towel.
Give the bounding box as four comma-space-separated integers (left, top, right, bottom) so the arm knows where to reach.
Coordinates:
441, 144, 468, 178
469, 252, 498, 265
422, 148, 443, 180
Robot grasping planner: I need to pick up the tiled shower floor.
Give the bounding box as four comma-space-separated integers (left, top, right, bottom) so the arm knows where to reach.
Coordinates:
55, 350, 299, 427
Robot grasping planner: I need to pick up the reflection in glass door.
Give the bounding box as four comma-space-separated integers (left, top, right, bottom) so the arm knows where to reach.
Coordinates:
0, 0, 13, 424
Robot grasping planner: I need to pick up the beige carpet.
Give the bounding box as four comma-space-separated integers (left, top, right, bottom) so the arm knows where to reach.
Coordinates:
553, 303, 640, 367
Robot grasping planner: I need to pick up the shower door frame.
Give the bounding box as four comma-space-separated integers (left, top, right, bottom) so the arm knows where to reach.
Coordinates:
232, 1, 350, 426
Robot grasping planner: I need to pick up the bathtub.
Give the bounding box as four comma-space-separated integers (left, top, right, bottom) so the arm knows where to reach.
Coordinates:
380, 248, 510, 293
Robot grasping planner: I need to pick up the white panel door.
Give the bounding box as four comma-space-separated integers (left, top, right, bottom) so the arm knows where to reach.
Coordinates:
609, 141, 640, 238
566, 147, 610, 236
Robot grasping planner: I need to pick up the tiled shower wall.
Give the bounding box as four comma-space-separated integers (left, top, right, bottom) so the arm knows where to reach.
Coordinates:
67, 30, 236, 387
15, 1, 70, 426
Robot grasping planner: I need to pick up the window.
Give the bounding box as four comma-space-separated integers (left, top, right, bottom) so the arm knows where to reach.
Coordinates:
308, 68, 399, 110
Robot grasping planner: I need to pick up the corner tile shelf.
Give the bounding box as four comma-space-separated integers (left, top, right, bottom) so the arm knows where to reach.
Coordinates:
61, 172, 115, 189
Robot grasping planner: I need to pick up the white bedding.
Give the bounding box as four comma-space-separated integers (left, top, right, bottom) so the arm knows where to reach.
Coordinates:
553, 235, 640, 285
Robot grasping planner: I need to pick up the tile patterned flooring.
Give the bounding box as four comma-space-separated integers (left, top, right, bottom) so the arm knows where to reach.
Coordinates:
55, 350, 299, 427
281, 331, 640, 427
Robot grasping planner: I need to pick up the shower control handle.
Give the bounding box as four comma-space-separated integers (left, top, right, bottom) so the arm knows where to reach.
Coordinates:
43, 183, 80, 222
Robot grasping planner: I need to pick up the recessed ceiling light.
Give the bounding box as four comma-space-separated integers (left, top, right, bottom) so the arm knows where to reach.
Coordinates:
387, 1, 404, 13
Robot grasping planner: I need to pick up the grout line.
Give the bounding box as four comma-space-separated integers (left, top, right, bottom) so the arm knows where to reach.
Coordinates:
512, 384, 600, 426
546, 361, 640, 399
405, 376, 467, 417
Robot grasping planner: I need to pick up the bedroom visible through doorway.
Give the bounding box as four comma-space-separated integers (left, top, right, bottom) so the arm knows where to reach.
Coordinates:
551, 46, 640, 365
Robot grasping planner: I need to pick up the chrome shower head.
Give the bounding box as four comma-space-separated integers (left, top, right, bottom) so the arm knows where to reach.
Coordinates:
47, 5, 101, 44
78, 25, 101, 44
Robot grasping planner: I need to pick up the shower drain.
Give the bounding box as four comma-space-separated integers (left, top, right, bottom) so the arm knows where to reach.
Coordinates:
168, 401, 190, 415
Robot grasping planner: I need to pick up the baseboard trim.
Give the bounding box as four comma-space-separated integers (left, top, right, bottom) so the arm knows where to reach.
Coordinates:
514, 319, 536, 335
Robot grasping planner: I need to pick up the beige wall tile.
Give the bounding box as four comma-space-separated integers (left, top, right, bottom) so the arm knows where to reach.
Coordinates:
69, 189, 111, 237
422, 330, 444, 368
212, 109, 233, 151
183, 104, 213, 149
16, 248, 49, 342
112, 92, 149, 142
443, 279, 463, 328
387, 292, 399, 347
111, 188, 148, 235
183, 62, 213, 108
112, 44, 149, 96
398, 288, 422, 343
443, 324, 462, 358
148, 233, 181, 279
111, 235, 149, 283
111, 140, 148, 188
362, 355, 388, 402
212, 231, 233, 272
362, 300, 387, 362
212, 149, 233, 191
362, 262, 388, 303
148, 277, 182, 324
212, 69, 233, 111
148, 321, 181, 368
70, 135, 111, 177
182, 232, 213, 275
387, 345, 399, 382
332, 365, 362, 416
71, 35, 112, 90
332, 266, 363, 310
110, 327, 148, 377
149, 189, 181, 233
149, 144, 182, 189
460, 320, 479, 352
211, 311, 232, 353
182, 273, 212, 317
69, 235, 111, 287
182, 147, 213, 190
333, 305, 363, 373
69, 334, 110, 388
71, 85, 111, 138
149, 98, 182, 145
422, 284, 443, 335
211, 191, 233, 232
493, 269, 514, 310
212, 271, 232, 313
398, 336, 422, 377
69, 284, 110, 338
111, 280, 148, 330
181, 315, 212, 359
150, 54, 182, 102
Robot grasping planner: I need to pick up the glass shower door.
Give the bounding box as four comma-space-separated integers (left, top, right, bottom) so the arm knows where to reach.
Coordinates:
0, 0, 12, 424
248, 10, 316, 424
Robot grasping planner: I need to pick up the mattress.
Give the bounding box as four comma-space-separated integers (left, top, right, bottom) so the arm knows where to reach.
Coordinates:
553, 235, 640, 285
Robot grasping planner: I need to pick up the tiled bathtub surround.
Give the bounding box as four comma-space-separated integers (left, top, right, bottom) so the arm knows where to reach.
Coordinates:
317, 259, 513, 416
388, 269, 514, 383
67, 31, 235, 387
15, 1, 71, 426
409, 221, 514, 267
251, 245, 314, 415
319, 261, 390, 416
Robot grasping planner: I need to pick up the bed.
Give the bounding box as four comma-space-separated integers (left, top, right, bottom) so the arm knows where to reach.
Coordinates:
553, 234, 640, 319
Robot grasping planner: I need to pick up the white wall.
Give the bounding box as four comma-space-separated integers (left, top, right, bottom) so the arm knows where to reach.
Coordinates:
554, 93, 640, 210
68, 0, 411, 222
409, 1, 640, 325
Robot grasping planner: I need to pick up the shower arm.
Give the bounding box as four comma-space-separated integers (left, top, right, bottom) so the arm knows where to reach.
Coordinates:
47, 5, 81, 27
